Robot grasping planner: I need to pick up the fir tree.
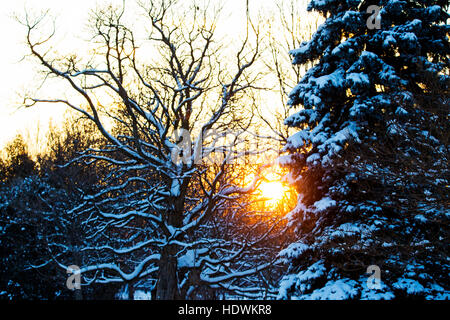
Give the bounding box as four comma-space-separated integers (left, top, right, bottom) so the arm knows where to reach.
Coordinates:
279, 0, 449, 299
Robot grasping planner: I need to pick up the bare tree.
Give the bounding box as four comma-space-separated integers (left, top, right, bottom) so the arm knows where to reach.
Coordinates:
22, 0, 288, 299
258, 0, 321, 145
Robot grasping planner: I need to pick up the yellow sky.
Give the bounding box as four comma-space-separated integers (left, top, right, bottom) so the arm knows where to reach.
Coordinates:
0, 0, 310, 154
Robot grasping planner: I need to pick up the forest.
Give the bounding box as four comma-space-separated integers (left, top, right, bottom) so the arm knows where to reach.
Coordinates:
0, 0, 448, 300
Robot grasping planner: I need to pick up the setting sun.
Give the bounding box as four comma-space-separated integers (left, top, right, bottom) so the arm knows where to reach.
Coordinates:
244, 166, 294, 209
259, 180, 289, 207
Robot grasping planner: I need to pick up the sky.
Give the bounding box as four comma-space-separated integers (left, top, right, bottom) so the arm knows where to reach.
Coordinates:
0, 0, 310, 154
0, 0, 109, 151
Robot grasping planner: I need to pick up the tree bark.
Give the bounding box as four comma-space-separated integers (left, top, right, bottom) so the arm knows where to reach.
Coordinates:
155, 245, 179, 300
155, 196, 184, 300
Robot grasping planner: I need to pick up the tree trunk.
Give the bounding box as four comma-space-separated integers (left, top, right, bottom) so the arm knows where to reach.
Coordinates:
71, 242, 83, 300
128, 281, 136, 300
154, 182, 186, 300
72, 253, 83, 300
74, 286, 83, 300
155, 245, 179, 300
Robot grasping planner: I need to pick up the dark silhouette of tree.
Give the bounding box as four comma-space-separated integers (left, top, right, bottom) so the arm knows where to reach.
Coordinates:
0, 134, 35, 183
0, 119, 118, 300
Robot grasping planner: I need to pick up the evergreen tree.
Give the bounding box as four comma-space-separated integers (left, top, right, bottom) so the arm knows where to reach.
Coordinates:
0, 135, 35, 183
0, 121, 118, 299
279, 0, 449, 299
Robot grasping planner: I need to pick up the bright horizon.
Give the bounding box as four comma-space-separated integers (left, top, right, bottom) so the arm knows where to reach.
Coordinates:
0, 0, 116, 152
0, 0, 314, 155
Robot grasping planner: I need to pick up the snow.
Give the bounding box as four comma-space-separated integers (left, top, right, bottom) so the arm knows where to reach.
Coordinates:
277, 155, 294, 166
116, 285, 152, 300
285, 130, 310, 149
278, 261, 326, 299
360, 279, 395, 300
303, 279, 359, 300
395, 107, 408, 116
313, 69, 345, 91
383, 34, 397, 48
414, 215, 427, 223
432, 292, 450, 300
328, 222, 362, 239
289, 42, 309, 57
278, 242, 310, 262
342, 11, 361, 28
426, 5, 442, 19
134, 290, 152, 300
177, 249, 208, 268
313, 197, 336, 212
346, 72, 370, 90
170, 179, 181, 197
393, 278, 426, 295
306, 153, 320, 165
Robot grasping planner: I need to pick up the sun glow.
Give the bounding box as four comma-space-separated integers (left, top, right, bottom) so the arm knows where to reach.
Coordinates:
259, 180, 288, 206
256, 170, 291, 208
